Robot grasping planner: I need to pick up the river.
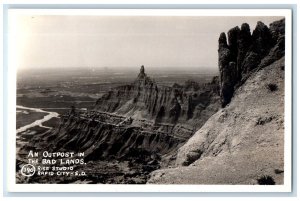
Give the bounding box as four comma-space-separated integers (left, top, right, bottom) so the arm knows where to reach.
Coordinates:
16, 105, 59, 134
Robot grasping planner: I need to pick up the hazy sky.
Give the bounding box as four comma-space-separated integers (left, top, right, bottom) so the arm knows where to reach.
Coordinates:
13, 15, 283, 70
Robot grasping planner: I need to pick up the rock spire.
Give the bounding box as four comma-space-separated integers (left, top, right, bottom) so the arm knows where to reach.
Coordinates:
218, 19, 285, 107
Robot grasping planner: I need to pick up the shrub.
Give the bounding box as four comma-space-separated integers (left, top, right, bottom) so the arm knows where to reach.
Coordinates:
257, 175, 275, 185
256, 116, 273, 125
267, 83, 278, 92
274, 169, 284, 174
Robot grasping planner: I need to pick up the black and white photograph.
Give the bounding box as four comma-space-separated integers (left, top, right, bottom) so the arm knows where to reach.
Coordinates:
7, 9, 292, 191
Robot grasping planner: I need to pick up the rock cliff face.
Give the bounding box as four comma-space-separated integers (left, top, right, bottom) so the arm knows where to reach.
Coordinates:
54, 67, 219, 161
148, 19, 285, 184
219, 19, 285, 107
95, 66, 220, 128
148, 56, 285, 185
20, 65, 220, 183
29, 115, 184, 161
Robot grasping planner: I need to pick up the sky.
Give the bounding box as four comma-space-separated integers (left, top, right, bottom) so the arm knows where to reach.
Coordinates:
11, 15, 283, 70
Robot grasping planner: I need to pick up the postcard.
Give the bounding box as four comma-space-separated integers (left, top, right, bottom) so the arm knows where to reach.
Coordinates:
6, 8, 292, 192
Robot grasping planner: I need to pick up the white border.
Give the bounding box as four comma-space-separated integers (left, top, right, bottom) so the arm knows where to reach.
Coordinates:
6, 9, 292, 192
7, 8, 292, 16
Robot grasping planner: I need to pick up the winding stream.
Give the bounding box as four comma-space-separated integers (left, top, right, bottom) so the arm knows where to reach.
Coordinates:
16, 105, 59, 134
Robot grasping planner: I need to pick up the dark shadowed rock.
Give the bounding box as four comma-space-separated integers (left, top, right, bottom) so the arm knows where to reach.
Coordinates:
218, 32, 228, 47
169, 98, 181, 123
227, 26, 240, 61
269, 19, 285, 41
237, 23, 252, 79
138, 65, 147, 79
218, 18, 285, 107
251, 21, 274, 54
218, 32, 236, 107
259, 19, 285, 68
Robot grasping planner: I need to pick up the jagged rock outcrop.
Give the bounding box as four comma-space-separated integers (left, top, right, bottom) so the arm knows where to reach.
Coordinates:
137, 65, 147, 79
95, 66, 220, 128
148, 18, 285, 185
148, 56, 285, 185
25, 115, 185, 161
19, 65, 221, 184
219, 19, 285, 107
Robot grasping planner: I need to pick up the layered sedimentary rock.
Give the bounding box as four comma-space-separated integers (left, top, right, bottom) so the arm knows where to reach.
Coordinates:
219, 19, 285, 107
28, 114, 184, 161
95, 66, 220, 127
21, 66, 220, 172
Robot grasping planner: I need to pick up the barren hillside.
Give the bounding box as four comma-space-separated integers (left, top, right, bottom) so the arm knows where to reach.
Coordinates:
148, 18, 285, 184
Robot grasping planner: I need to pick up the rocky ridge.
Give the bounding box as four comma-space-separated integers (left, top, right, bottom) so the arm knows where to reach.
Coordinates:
18, 64, 220, 183
95, 65, 220, 128
47, 68, 220, 160
219, 19, 285, 107
148, 18, 285, 185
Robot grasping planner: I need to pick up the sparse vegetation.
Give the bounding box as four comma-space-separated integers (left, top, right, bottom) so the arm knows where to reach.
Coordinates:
256, 116, 273, 125
257, 175, 275, 185
274, 169, 284, 174
267, 83, 278, 92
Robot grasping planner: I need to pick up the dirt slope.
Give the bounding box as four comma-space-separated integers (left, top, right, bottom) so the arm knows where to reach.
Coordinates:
148, 57, 284, 184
